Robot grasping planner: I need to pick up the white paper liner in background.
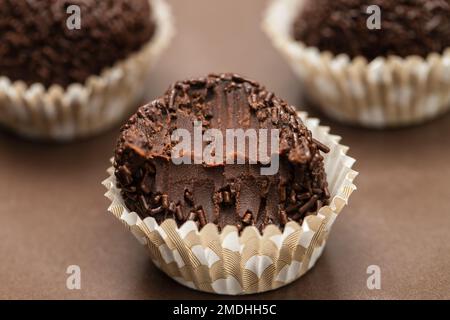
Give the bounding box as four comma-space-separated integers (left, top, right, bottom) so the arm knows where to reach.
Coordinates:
263, 0, 450, 128
102, 112, 358, 295
0, 0, 174, 141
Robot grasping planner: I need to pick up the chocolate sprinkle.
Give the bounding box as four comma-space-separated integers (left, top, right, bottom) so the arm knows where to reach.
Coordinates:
175, 204, 184, 221
242, 211, 253, 225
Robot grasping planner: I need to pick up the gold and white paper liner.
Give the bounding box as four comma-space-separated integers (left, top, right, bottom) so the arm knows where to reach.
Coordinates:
263, 0, 450, 128
102, 112, 358, 295
0, 0, 174, 141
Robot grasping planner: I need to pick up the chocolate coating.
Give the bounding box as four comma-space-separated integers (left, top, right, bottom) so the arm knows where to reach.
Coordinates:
293, 0, 450, 60
0, 0, 155, 88
114, 74, 330, 232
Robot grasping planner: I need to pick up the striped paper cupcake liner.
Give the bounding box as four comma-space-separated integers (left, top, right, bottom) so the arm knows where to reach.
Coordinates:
103, 112, 358, 295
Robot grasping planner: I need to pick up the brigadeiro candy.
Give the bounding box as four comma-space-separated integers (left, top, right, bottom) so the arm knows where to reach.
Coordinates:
0, 0, 155, 88
103, 73, 357, 294
293, 0, 450, 60
264, 0, 450, 128
0, 0, 174, 140
114, 73, 330, 232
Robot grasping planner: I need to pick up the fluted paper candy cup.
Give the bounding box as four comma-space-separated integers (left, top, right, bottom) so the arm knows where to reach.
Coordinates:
0, 0, 174, 141
263, 0, 450, 128
103, 112, 357, 295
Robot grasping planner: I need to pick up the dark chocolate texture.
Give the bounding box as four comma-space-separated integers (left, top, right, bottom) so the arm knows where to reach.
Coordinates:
293, 0, 450, 60
114, 74, 330, 232
0, 0, 155, 88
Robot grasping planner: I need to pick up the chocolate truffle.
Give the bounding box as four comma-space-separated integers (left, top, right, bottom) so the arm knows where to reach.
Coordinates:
114, 74, 330, 232
0, 0, 155, 88
293, 0, 450, 60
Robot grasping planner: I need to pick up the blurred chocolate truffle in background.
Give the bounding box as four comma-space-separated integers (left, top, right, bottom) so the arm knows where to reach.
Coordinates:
293, 0, 450, 60
0, 0, 155, 88
114, 73, 330, 232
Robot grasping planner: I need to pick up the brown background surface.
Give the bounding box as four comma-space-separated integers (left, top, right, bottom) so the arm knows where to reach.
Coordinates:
0, 0, 449, 300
